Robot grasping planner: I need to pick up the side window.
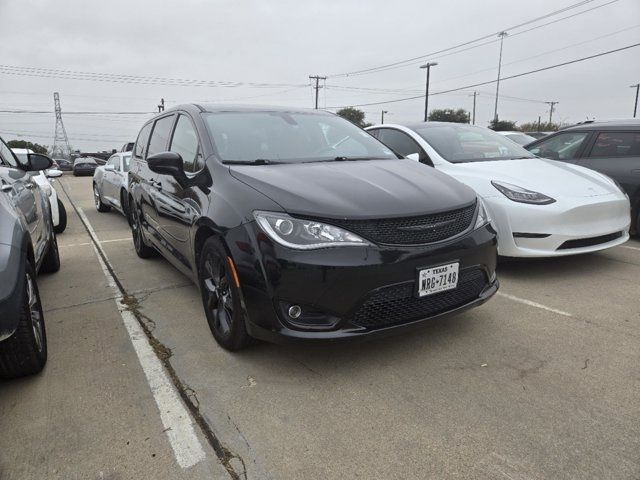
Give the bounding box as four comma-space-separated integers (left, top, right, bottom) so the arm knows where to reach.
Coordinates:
147, 115, 175, 158
589, 132, 640, 158
107, 156, 119, 168
133, 123, 152, 160
170, 115, 202, 173
528, 132, 589, 160
376, 129, 426, 160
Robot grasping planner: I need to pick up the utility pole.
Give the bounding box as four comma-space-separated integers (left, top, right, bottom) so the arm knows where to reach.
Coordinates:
545, 101, 559, 124
493, 31, 508, 122
469, 91, 477, 125
631, 84, 639, 118
381, 110, 388, 124
157, 98, 165, 113
537, 116, 541, 131
419, 62, 438, 122
52, 92, 71, 159
309, 75, 327, 109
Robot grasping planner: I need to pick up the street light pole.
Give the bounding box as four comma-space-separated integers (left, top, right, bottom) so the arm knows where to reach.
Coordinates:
631, 83, 640, 118
469, 91, 477, 125
381, 110, 388, 124
493, 31, 508, 122
420, 62, 438, 122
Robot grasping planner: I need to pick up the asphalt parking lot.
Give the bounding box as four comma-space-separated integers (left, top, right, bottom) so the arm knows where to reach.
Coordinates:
1, 174, 639, 480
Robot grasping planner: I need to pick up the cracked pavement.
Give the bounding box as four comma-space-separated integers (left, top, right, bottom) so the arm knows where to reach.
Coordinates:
1, 174, 639, 479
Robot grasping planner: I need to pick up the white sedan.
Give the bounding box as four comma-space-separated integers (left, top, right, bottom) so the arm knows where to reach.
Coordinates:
92, 152, 131, 216
366, 122, 630, 258
12, 148, 66, 233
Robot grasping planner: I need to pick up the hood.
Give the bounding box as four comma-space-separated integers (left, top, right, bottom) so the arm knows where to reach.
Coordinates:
229, 159, 476, 219
438, 158, 620, 198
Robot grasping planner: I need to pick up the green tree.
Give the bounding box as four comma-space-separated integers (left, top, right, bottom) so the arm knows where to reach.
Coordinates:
489, 119, 517, 131
336, 107, 368, 128
519, 121, 559, 132
6, 140, 49, 155
428, 108, 470, 123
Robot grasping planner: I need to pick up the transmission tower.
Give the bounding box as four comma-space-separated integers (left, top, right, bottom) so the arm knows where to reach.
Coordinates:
51, 92, 71, 159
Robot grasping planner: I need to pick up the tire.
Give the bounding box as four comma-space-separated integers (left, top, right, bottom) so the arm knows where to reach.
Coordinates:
198, 237, 250, 351
120, 189, 129, 218
130, 201, 157, 258
54, 198, 67, 234
0, 261, 47, 379
94, 184, 111, 212
40, 232, 61, 274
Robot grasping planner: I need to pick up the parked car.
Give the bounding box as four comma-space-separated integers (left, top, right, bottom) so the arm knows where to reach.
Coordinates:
367, 122, 630, 258
73, 157, 98, 176
54, 158, 72, 171
121, 142, 134, 152
12, 149, 67, 234
497, 131, 537, 146
128, 105, 498, 350
525, 132, 553, 140
525, 120, 640, 234
0, 138, 60, 378
93, 152, 132, 216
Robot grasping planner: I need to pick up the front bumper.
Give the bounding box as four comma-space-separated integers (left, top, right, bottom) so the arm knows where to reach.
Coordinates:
484, 194, 631, 258
0, 244, 25, 342
225, 221, 498, 343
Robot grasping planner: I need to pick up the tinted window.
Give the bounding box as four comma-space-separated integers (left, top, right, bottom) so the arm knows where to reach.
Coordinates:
0, 140, 18, 167
203, 111, 396, 163
375, 129, 423, 157
414, 124, 534, 163
170, 115, 201, 173
148, 115, 175, 157
134, 123, 152, 159
589, 132, 640, 157
527, 132, 589, 160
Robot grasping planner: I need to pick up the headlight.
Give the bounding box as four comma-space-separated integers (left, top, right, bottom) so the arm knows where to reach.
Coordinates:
254, 211, 370, 250
475, 198, 490, 229
491, 181, 555, 205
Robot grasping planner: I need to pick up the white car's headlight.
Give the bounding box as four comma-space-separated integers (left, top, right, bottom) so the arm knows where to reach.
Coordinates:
491, 181, 555, 205
254, 211, 370, 250
475, 199, 490, 229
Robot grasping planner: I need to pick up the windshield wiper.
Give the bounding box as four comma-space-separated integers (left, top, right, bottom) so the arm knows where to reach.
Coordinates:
310, 156, 382, 163
222, 159, 283, 165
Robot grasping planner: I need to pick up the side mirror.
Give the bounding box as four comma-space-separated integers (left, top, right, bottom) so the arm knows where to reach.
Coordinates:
46, 169, 63, 178
26, 153, 53, 172
104, 164, 116, 172
147, 151, 189, 187
406, 153, 420, 162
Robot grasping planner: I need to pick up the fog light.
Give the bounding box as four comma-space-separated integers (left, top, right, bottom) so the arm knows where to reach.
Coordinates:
288, 305, 302, 319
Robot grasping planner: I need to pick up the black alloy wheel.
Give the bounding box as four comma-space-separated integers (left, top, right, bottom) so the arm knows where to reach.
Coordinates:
130, 203, 156, 258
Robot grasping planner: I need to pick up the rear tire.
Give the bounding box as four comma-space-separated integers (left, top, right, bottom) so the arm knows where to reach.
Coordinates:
0, 261, 47, 379
130, 201, 156, 259
40, 232, 60, 274
94, 184, 111, 213
198, 237, 250, 351
54, 199, 67, 234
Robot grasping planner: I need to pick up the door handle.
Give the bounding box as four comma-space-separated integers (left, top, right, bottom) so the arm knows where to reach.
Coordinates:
151, 180, 162, 190
25, 183, 34, 189
1, 184, 12, 192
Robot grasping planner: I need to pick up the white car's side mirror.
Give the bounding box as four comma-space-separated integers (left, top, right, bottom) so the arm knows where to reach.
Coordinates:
406, 153, 420, 162
104, 164, 116, 172
46, 169, 63, 178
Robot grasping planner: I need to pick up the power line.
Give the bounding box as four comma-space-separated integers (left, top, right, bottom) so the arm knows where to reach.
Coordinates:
326, 42, 640, 108
328, 0, 610, 77
0, 109, 154, 115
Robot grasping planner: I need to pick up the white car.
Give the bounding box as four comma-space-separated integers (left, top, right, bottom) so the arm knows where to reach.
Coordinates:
497, 131, 537, 146
366, 122, 630, 258
12, 148, 66, 233
92, 152, 131, 216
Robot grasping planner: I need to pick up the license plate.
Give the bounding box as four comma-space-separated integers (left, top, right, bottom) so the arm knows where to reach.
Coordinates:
417, 262, 459, 297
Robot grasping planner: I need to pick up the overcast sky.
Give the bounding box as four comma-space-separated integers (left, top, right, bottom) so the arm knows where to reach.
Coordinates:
0, 0, 639, 152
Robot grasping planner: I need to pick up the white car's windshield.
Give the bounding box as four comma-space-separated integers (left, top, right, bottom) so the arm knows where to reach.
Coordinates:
203, 111, 397, 164
414, 124, 536, 163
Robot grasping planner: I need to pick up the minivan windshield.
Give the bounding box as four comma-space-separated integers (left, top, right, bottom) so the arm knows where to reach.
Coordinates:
203, 111, 398, 164
414, 124, 536, 163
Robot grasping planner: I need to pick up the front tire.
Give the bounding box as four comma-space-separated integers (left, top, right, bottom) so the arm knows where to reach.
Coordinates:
54, 199, 67, 234
0, 261, 47, 378
94, 184, 111, 213
198, 237, 250, 351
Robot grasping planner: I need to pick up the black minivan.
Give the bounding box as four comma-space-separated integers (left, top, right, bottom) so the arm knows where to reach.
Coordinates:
128, 105, 498, 350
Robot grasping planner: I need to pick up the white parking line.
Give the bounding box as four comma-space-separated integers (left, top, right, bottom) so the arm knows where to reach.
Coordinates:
59, 238, 130, 248
497, 292, 573, 317
621, 245, 640, 251
76, 208, 206, 469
